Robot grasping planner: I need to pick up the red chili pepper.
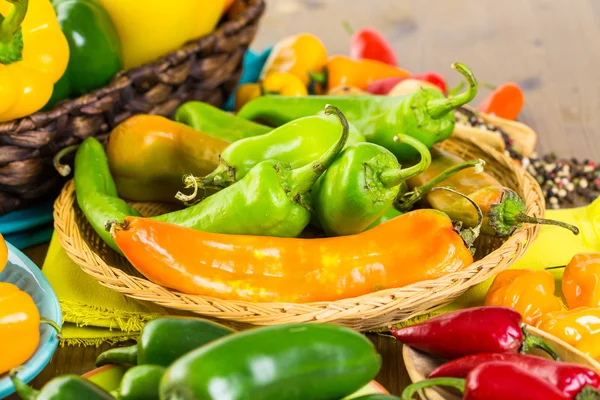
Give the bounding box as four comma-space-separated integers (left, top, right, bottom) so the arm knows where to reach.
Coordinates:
477, 82, 524, 120
346, 24, 397, 66
429, 353, 600, 399
390, 306, 560, 360
402, 361, 582, 400
366, 73, 447, 95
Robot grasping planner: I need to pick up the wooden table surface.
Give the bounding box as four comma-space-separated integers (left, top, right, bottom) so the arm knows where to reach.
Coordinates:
10, 0, 600, 397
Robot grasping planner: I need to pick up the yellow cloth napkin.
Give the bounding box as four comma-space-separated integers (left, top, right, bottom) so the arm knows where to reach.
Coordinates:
42, 232, 162, 346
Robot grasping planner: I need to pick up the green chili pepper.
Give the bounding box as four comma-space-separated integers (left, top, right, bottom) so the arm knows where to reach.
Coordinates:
46, 0, 122, 108
110, 365, 164, 400
367, 207, 404, 230
180, 110, 365, 200
11, 373, 113, 400
312, 134, 431, 236
174, 101, 271, 143
75, 105, 350, 252
238, 63, 477, 160
96, 317, 233, 367
350, 396, 401, 400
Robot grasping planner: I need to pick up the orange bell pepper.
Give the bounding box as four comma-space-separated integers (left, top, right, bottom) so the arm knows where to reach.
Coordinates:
111, 209, 474, 303
0, 233, 7, 274
316, 55, 410, 91
537, 307, 600, 347
0, 282, 60, 374
562, 253, 600, 309
260, 33, 328, 86
484, 269, 563, 325
234, 83, 262, 112
477, 82, 524, 120
575, 333, 600, 361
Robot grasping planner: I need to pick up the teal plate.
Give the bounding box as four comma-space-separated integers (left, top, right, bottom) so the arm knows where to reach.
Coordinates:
0, 242, 62, 399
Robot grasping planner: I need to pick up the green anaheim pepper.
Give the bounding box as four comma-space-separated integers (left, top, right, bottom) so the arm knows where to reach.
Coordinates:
11, 373, 113, 400
312, 134, 431, 236
75, 105, 350, 252
237, 63, 477, 160
159, 323, 382, 400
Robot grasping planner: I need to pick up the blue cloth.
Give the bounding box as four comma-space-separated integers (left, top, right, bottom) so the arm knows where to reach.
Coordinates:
0, 200, 54, 249
224, 47, 273, 111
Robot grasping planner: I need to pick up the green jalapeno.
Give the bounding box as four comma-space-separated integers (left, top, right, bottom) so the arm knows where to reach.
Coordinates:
238, 63, 477, 160
181, 110, 365, 199
110, 365, 165, 400
312, 134, 431, 236
11, 372, 113, 400
75, 105, 350, 252
174, 101, 271, 143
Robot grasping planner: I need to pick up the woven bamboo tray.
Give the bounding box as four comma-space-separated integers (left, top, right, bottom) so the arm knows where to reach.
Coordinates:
54, 136, 544, 331
0, 0, 265, 216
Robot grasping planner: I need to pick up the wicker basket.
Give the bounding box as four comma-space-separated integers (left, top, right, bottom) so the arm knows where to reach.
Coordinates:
0, 0, 265, 216
54, 136, 544, 331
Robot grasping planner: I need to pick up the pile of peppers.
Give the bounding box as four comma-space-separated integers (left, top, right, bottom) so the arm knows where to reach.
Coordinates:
395, 306, 600, 400
11, 316, 396, 400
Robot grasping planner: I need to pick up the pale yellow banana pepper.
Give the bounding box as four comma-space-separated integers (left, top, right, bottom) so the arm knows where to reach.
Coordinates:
0, 0, 69, 122
97, 0, 225, 69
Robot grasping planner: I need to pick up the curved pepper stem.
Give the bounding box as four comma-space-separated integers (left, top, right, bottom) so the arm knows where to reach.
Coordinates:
288, 104, 349, 198
431, 187, 483, 249
10, 369, 40, 400
52, 145, 80, 177
520, 326, 561, 361
40, 317, 61, 341
394, 159, 485, 212
401, 377, 465, 400
96, 345, 138, 367
426, 62, 478, 119
379, 135, 432, 188
0, 0, 27, 65
512, 213, 580, 235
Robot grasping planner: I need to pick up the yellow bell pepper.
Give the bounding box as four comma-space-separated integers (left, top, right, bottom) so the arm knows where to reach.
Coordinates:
262, 72, 308, 97
537, 307, 600, 348
97, 0, 225, 69
0, 0, 69, 121
562, 253, 600, 309
0, 233, 7, 274
234, 83, 262, 112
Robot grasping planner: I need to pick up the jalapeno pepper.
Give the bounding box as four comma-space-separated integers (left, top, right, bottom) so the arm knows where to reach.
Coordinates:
238, 63, 478, 160
311, 134, 431, 236
11, 373, 114, 400
96, 317, 233, 367
400, 147, 580, 237
76, 105, 349, 252
174, 101, 271, 143
180, 110, 365, 199
110, 365, 165, 400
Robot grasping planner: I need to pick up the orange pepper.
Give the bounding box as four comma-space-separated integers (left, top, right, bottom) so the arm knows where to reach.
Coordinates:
260, 33, 328, 86
537, 307, 600, 347
477, 82, 524, 120
0, 283, 59, 374
318, 55, 410, 91
575, 333, 600, 361
234, 83, 262, 112
0, 233, 7, 274
562, 253, 600, 309
262, 72, 308, 97
111, 209, 474, 303
484, 269, 564, 325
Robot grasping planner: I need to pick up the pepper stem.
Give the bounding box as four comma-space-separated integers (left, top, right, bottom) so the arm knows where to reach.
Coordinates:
10, 369, 40, 400
342, 20, 354, 35
0, 0, 27, 65
576, 386, 600, 400
432, 187, 483, 249
288, 104, 349, 198
513, 213, 580, 235
545, 265, 566, 270
96, 345, 138, 367
401, 377, 466, 400
520, 326, 561, 361
40, 317, 61, 340
394, 159, 485, 212
53, 145, 79, 177
379, 135, 432, 188
175, 174, 225, 205
426, 62, 478, 119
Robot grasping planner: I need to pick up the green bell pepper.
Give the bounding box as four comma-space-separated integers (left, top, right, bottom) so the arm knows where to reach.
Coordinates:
47, 0, 122, 107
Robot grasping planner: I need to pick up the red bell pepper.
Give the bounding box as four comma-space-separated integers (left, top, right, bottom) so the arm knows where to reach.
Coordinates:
429, 353, 600, 399
402, 361, 592, 400
477, 82, 524, 120
390, 306, 560, 360
366, 72, 447, 95
346, 24, 397, 66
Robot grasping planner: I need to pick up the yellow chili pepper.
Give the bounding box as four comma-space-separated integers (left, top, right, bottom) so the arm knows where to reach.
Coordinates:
575, 333, 600, 361
97, 0, 224, 69
234, 83, 262, 112
0, 233, 6, 274
262, 72, 308, 96
0, 282, 60, 374
0, 0, 69, 121
562, 253, 600, 309
484, 269, 563, 325
537, 307, 600, 347
260, 33, 328, 85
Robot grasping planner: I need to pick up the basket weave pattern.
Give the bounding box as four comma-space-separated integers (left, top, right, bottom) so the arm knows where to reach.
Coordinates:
54, 137, 544, 331
0, 0, 265, 215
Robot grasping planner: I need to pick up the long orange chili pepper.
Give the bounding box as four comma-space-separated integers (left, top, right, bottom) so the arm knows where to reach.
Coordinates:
110, 208, 476, 303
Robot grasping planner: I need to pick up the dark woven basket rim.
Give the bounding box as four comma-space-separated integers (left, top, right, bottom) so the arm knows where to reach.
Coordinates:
0, 0, 265, 135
